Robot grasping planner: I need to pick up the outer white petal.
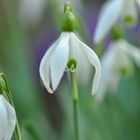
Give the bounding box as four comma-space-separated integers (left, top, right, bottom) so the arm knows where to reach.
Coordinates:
50, 32, 69, 91
128, 47, 140, 67
39, 37, 61, 93
69, 33, 92, 84
95, 46, 117, 101
0, 95, 7, 140
121, 0, 138, 25
71, 33, 101, 95
94, 0, 124, 43
136, 0, 140, 8
0, 95, 16, 140
83, 45, 101, 95
119, 39, 140, 67
112, 40, 134, 72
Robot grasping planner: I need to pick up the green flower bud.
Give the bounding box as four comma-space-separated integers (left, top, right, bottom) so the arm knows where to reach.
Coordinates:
116, 66, 133, 77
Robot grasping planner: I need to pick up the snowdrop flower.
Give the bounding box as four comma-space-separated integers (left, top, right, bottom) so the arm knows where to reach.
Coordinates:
39, 32, 101, 95
96, 39, 140, 102
39, 2, 101, 95
94, 0, 140, 43
0, 95, 16, 140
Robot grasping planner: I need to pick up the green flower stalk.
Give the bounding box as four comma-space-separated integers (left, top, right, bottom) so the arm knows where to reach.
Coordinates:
67, 59, 79, 140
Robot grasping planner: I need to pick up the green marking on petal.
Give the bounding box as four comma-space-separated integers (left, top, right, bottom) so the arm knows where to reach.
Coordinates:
116, 66, 133, 77
66, 59, 77, 72
123, 16, 135, 26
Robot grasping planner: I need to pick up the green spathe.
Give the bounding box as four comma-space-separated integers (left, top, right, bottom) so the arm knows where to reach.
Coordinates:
64, 1, 72, 12
62, 2, 77, 32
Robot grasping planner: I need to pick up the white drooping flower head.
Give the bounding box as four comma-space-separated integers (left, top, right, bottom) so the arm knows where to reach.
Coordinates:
94, 0, 140, 43
39, 32, 101, 95
0, 95, 16, 140
96, 39, 140, 102
39, 2, 101, 95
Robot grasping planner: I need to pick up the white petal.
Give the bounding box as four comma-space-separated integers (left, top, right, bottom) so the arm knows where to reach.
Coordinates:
111, 40, 134, 72
50, 32, 69, 91
0, 96, 7, 140
136, 0, 140, 8
94, 0, 124, 43
39, 37, 61, 93
95, 46, 116, 101
0, 95, 16, 140
83, 46, 101, 95
69, 33, 92, 84
128, 48, 140, 67
121, 0, 138, 25
120, 40, 140, 67
71, 33, 101, 95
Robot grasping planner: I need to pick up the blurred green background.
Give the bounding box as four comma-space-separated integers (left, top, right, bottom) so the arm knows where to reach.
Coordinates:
0, 0, 140, 140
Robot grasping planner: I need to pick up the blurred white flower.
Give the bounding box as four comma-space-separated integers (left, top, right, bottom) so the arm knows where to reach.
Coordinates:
96, 39, 140, 102
0, 95, 16, 140
18, 0, 47, 27
94, 0, 140, 43
39, 32, 101, 95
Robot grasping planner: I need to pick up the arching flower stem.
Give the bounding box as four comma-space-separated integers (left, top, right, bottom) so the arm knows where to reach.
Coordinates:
67, 58, 79, 140
70, 71, 79, 140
